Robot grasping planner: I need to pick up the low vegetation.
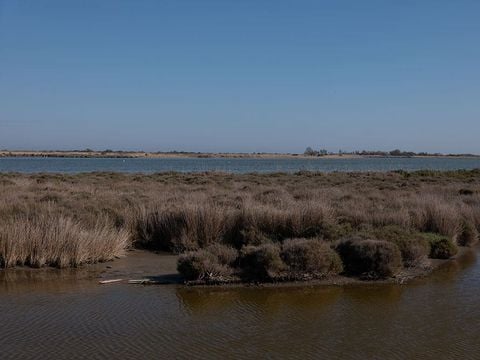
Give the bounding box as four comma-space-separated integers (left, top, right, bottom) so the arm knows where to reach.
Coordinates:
422, 233, 459, 259
281, 238, 343, 279
0, 170, 479, 284
335, 238, 402, 278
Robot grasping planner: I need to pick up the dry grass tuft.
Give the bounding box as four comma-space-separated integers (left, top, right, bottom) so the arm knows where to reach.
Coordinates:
0, 210, 128, 268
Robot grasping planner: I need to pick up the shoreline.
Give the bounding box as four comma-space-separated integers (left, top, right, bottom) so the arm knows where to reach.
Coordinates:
1, 150, 479, 160
1, 247, 474, 288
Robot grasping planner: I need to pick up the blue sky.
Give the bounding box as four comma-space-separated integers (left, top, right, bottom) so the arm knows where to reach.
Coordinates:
1, 0, 479, 153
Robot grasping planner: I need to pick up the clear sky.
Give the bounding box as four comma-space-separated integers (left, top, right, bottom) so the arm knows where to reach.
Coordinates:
1, 0, 479, 153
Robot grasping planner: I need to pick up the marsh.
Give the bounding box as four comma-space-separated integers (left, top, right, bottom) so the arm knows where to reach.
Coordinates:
0, 170, 478, 285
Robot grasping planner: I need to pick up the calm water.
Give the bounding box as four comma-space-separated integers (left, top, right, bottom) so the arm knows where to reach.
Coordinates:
0, 250, 479, 359
1, 156, 480, 173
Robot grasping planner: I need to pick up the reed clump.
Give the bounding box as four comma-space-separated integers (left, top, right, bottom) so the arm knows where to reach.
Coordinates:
0, 209, 129, 268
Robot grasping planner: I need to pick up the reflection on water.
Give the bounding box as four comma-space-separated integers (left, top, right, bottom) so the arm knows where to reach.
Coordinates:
0, 249, 479, 359
177, 286, 343, 316
0, 268, 98, 294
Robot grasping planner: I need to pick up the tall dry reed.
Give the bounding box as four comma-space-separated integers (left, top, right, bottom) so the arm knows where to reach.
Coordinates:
0, 208, 129, 268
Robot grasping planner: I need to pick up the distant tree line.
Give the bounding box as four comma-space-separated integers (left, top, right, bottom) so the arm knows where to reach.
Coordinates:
304, 147, 329, 156
304, 147, 477, 157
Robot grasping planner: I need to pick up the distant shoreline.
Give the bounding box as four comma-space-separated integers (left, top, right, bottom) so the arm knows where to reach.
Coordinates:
1, 150, 479, 160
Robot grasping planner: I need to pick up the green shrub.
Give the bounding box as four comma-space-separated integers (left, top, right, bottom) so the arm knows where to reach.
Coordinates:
177, 250, 232, 282
422, 233, 458, 259
457, 220, 479, 247
239, 243, 284, 281
281, 238, 343, 278
335, 237, 402, 278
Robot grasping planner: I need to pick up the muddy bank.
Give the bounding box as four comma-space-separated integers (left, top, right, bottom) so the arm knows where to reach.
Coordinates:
96, 250, 181, 284
0, 250, 179, 289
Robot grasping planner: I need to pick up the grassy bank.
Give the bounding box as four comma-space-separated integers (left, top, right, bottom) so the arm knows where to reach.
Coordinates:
0, 170, 479, 283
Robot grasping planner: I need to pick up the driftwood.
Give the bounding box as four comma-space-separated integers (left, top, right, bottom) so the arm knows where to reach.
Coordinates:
128, 279, 158, 285
99, 279, 123, 284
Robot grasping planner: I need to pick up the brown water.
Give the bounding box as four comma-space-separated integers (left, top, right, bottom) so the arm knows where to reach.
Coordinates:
1, 250, 479, 360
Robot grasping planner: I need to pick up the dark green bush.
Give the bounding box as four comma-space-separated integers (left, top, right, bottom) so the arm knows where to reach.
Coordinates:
335, 237, 402, 278
281, 238, 343, 278
239, 243, 284, 281
422, 233, 458, 259
177, 250, 232, 282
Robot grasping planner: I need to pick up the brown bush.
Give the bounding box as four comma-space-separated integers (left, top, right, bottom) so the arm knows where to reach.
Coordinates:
177, 250, 233, 282
281, 238, 343, 278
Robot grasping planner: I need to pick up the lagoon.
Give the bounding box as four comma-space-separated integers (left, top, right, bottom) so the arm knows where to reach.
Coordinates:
1, 156, 480, 173
0, 249, 478, 359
